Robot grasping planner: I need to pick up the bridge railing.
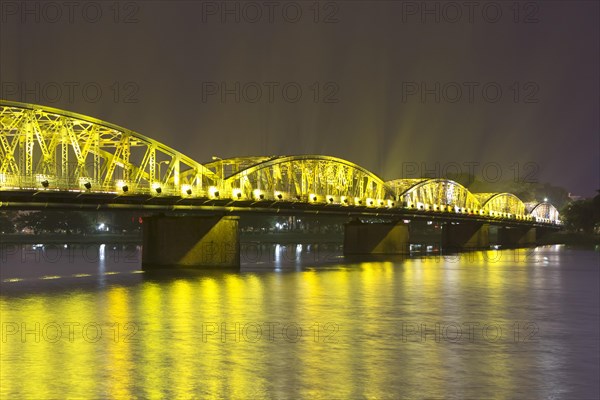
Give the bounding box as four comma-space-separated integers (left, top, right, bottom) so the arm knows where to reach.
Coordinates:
0, 177, 563, 225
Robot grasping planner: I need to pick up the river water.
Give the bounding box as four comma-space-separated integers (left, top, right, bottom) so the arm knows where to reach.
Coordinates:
1, 243, 598, 399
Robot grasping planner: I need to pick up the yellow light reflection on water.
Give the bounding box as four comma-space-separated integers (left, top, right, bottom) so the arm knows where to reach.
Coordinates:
57, 292, 98, 398
167, 279, 196, 398
139, 282, 165, 399
197, 277, 226, 397
1, 248, 565, 398
356, 262, 400, 398
104, 286, 133, 399
297, 269, 353, 398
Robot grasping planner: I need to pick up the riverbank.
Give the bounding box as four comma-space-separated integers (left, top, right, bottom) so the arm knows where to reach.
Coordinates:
0, 231, 344, 245
2, 231, 597, 247
537, 231, 600, 246
241, 231, 343, 244
0, 233, 142, 244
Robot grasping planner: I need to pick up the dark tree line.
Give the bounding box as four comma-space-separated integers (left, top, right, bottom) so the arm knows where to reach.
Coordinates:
13, 211, 93, 234
560, 192, 600, 233
0, 211, 15, 234
0, 211, 145, 235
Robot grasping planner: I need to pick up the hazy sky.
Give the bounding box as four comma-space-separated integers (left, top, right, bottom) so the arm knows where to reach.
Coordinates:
1, 1, 598, 196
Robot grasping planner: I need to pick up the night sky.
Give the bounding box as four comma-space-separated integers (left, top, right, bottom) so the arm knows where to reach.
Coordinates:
1, 1, 598, 196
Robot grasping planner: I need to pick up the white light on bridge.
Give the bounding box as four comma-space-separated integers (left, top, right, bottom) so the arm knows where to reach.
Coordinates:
274, 191, 284, 200
208, 186, 220, 198
232, 188, 243, 199
78, 178, 92, 190
181, 185, 193, 195
253, 189, 265, 200
116, 180, 129, 193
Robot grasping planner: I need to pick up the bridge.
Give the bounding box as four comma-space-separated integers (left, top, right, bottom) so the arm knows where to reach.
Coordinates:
0, 101, 562, 269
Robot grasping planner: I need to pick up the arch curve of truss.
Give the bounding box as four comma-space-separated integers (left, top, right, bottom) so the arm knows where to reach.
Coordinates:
221, 155, 395, 204
527, 202, 560, 222
0, 100, 219, 195
474, 193, 527, 217
387, 178, 481, 211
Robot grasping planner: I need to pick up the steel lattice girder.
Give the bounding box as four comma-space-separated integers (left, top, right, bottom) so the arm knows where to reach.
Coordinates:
474, 193, 526, 215
0, 100, 561, 223
0, 100, 219, 195
387, 179, 532, 217
388, 178, 481, 209
528, 202, 559, 220
222, 155, 396, 202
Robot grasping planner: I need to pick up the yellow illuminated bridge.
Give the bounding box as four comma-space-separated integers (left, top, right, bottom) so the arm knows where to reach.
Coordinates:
0, 101, 560, 226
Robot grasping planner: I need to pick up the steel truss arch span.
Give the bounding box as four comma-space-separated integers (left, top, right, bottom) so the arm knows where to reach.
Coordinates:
0, 100, 219, 196
527, 202, 560, 223
221, 155, 396, 205
387, 178, 481, 212
475, 193, 527, 217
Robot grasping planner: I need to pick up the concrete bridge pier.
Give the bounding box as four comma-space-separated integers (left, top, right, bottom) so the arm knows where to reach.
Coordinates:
498, 226, 537, 248
442, 222, 490, 251
142, 215, 240, 270
343, 220, 410, 255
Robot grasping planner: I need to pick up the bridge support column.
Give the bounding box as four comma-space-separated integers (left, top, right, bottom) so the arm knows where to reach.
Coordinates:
344, 220, 410, 255
442, 222, 489, 250
142, 215, 239, 270
498, 227, 536, 247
